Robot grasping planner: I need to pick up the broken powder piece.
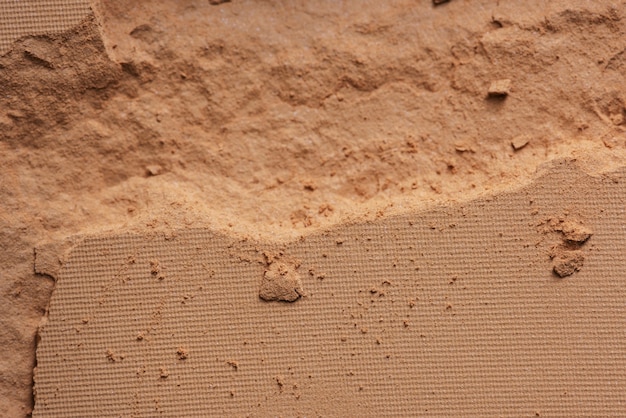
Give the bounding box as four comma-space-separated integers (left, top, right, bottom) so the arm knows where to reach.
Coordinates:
149, 260, 160, 275
511, 135, 530, 151
559, 220, 593, 244
259, 260, 304, 302
160, 367, 169, 378
488, 79, 511, 97
553, 251, 584, 278
433, 0, 451, 4
146, 165, 163, 176
176, 347, 188, 360
454, 142, 473, 153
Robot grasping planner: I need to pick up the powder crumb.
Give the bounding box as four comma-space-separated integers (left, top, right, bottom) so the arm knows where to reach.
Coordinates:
555, 220, 593, 244
105, 349, 116, 362
454, 142, 473, 153
511, 135, 530, 151
259, 259, 304, 302
146, 165, 163, 176
150, 260, 160, 275
226, 360, 239, 370
275, 376, 285, 391
176, 347, 188, 360
552, 250, 585, 278
159, 367, 169, 378
303, 180, 317, 191
488, 79, 512, 97
149, 259, 165, 280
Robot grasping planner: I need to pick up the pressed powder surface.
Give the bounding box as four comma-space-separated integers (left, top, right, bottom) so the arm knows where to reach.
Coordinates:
1, 0, 626, 416
32, 160, 626, 417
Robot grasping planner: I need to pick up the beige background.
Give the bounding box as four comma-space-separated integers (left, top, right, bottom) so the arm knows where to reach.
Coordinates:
34, 160, 626, 416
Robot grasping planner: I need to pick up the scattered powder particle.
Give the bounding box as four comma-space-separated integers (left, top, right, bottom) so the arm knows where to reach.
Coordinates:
149, 259, 165, 280
552, 250, 585, 278
454, 142, 473, 153
259, 260, 304, 302
318, 203, 334, 216
226, 360, 239, 370
150, 260, 160, 275
511, 135, 530, 151
176, 347, 188, 360
146, 165, 163, 176
105, 349, 116, 362
160, 367, 169, 378
488, 79, 512, 97
303, 180, 317, 191
275, 375, 285, 391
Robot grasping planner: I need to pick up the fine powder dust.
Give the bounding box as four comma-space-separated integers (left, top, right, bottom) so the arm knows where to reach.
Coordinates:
1, 0, 626, 416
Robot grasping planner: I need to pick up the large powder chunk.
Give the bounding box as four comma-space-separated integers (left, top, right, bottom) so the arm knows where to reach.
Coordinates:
259, 260, 304, 302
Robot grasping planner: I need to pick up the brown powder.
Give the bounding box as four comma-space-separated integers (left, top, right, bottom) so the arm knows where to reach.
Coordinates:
2, 0, 626, 416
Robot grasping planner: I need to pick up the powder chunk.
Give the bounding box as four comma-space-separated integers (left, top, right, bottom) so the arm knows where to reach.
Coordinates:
553, 250, 584, 278
259, 260, 304, 302
511, 135, 530, 151
558, 220, 593, 244
488, 79, 511, 97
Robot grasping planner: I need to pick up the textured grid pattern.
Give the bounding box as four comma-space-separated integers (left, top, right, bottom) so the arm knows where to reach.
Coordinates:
33, 161, 626, 417
0, 0, 90, 55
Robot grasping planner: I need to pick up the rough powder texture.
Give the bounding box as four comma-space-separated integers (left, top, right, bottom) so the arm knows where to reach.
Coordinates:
1, 0, 626, 416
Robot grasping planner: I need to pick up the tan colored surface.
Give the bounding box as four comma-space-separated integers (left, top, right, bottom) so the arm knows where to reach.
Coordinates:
0, 0, 90, 55
34, 160, 626, 416
1, 0, 626, 416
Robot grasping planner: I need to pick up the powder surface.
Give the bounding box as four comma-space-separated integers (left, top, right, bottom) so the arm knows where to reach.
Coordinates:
33, 160, 626, 416
1, 0, 626, 416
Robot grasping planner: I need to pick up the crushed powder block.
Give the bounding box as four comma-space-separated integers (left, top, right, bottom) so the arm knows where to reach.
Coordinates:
553, 250, 585, 278
259, 260, 304, 302
559, 220, 593, 244
176, 347, 188, 360
488, 79, 511, 97
454, 142, 473, 153
146, 165, 163, 176
511, 135, 530, 151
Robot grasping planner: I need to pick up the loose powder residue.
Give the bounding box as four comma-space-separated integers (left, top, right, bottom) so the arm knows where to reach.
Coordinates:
2, 0, 626, 416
